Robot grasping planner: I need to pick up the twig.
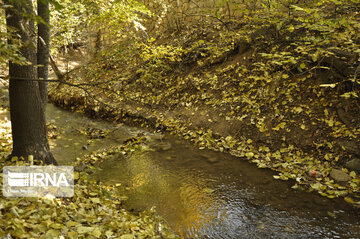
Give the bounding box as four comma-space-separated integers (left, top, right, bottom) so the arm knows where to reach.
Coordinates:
0, 75, 118, 87
183, 13, 231, 31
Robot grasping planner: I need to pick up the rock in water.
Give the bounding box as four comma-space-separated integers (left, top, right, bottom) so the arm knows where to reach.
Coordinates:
330, 169, 352, 182
345, 158, 360, 171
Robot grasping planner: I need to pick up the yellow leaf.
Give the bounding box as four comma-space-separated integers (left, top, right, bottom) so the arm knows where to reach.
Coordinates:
66, 221, 79, 227
311, 182, 323, 190
120, 234, 136, 239
272, 126, 280, 131
324, 109, 329, 116
320, 84, 336, 88
50, 223, 63, 229
68, 231, 78, 239
327, 211, 336, 218
246, 152, 254, 159
77, 226, 94, 234
91, 229, 102, 238
344, 197, 355, 204
90, 198, 101, 204
328, 119, 334, 127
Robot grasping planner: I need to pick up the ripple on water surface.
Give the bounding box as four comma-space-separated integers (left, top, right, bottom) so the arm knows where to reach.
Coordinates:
95, 137, 360, 238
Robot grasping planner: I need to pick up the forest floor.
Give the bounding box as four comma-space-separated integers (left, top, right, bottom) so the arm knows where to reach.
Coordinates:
49, 9, 360, 206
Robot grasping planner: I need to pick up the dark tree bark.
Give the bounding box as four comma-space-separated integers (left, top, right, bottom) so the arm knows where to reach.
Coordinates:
37, 0, 50, 107
5, 0, 57, 165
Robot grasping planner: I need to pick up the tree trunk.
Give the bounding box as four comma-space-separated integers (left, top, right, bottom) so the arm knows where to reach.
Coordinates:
37, 0, 50, 107
5, 0, 57, 165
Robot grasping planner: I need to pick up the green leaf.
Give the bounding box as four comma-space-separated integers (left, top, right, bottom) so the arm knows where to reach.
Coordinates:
49, 0, 64, 10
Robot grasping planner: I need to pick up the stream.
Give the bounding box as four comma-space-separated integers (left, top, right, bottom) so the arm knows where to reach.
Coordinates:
41, 104, 360, 238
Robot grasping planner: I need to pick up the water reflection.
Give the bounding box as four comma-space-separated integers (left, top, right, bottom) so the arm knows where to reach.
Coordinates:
96, 137, 360, 238
102, 151, 218, 238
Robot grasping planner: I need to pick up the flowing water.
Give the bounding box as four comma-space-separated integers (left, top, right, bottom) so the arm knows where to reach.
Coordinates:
45, 104, 360, 238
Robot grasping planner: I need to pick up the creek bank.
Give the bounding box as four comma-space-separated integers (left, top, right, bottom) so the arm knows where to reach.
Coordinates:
48, 77, 360, 208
